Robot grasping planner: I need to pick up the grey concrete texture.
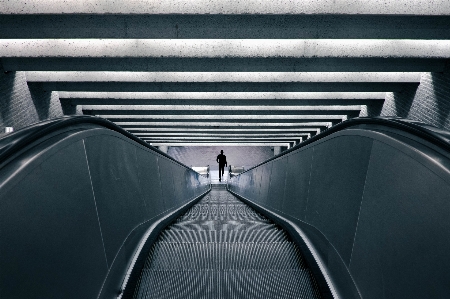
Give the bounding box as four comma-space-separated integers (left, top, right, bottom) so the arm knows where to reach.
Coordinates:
380, 71, 450, 130
1, 15, 450, 39
2, 39, 450, 59
25, 72, 422, 82
58, 91, 386, 99
2, 0, 450, 15
0, 64, 64, 131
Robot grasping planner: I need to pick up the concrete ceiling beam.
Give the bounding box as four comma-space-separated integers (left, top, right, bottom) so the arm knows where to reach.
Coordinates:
114, 121, 335, 126
2, 0, 449, 15
65, 98, 383, 106
25, 72, 421, 82
102, 115, 345, 120
58, 91, 386, 99
133, 133, 310, 137
81, 104, 361, 110
3, 39, 450, 58
28, 82, 417, 93
83, 109, 360, 117
140, 137, 301, 141
4, 57, 447, 72
1, 15, 450, 39
126, 128, 319, 134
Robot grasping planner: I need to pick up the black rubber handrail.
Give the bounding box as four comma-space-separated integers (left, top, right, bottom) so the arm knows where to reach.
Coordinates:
242, 116, 450, 173
0, 115, 194, 170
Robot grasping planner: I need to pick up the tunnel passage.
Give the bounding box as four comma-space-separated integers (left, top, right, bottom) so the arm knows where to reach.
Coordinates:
132, 185, 322, 299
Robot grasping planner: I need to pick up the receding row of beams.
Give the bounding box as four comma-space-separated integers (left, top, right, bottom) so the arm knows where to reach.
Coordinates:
2, 40, 449, 58
1, 15, 450, 39
2, 0, 449, 15
133, 133, 310, 137
126, 128, 320, 133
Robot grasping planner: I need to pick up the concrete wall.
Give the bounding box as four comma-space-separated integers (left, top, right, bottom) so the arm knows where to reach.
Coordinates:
0, 63, 81, 132
377, 70, 450, 130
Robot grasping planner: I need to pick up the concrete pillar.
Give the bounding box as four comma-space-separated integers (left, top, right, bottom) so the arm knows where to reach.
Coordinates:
158, 145, 169, 154
274, 146, 281, 156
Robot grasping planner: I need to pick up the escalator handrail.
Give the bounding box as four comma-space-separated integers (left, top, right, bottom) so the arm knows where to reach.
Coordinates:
0, 115, 194, 171
241, 116, 450, 174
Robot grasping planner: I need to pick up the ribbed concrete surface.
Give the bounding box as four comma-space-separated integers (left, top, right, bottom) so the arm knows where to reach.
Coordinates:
133, 188, 322, 299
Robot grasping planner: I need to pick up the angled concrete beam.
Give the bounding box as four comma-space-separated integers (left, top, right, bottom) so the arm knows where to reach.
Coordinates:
29, 82, 417, 92
1, 15, 450, 39
133, 133, 311, 137
81, 104, 362, 111
3, 40, 450, 58
114, 121, 335, 126
84, 109, 360, 117
59, 91, 386, 99
4, 57, 447, 72
101, 115, 345, 121
66, 98, 384, 106
126, 128, 320, 134
83, 105, 360, 117
59, 91, 386, 106
2, 0, 449, 15
140, 136, 300, 141
25, 72, 422, 82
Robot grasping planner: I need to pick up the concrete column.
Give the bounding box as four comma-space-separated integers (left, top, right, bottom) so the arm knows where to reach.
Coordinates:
158, 145, 169, 154
274, 146, 281, 156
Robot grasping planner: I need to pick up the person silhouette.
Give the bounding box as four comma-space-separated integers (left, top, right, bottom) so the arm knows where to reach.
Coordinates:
216, 150, 227, 182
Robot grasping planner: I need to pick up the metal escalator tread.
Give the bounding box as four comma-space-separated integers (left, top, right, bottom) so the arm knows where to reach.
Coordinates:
133, 188, 323, 299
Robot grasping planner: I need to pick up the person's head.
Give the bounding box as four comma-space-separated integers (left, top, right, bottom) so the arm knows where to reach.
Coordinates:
220, 150, 223, 154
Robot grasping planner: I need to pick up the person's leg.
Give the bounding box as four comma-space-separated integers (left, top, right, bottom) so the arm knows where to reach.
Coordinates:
219, 165, 224, 181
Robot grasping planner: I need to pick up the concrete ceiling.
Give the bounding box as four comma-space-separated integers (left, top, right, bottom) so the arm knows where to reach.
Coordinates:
1, 1, 450, 147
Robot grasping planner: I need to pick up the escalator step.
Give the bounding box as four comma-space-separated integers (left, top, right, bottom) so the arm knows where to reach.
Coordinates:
133, 190, 322, 299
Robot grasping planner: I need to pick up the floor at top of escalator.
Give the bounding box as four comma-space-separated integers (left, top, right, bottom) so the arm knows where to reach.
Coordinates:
132, 189, 322, 299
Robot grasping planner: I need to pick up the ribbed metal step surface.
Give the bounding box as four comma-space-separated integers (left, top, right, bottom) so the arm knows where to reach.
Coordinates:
133, 188, 323, 299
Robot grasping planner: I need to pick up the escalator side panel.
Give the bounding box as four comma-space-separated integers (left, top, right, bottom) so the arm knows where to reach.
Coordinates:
282, 147, 314, 221
172, 162, 186, 206
305, 135, 373, 265
158, 157, 176, 211
349, 140, 450, 298
84, 134, 148, 265
258, 161, 272, 206
135, 147, 164, 219
268, 156, 287, 211
0, 140, 107, 299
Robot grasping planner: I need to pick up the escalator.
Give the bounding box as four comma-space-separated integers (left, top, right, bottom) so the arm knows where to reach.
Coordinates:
1, 116, 450, 299
132, 185, 322, 299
